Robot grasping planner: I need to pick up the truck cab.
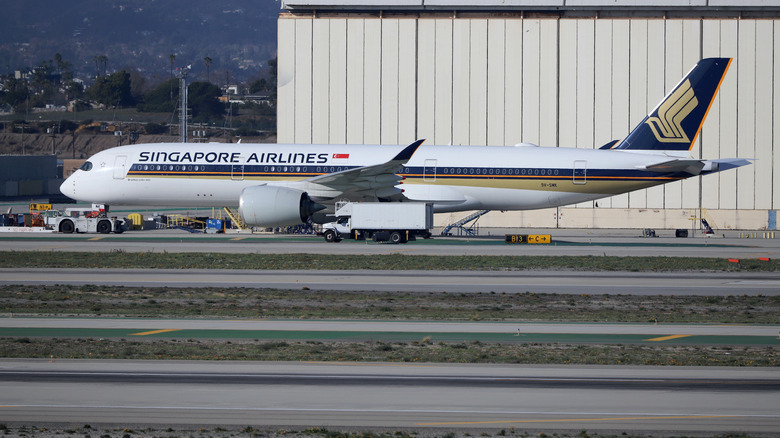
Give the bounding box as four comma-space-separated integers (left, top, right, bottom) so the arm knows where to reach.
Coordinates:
322, 217, 351, 240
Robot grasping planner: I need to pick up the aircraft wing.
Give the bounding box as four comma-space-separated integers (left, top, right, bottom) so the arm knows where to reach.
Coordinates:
303, 139, 424, 200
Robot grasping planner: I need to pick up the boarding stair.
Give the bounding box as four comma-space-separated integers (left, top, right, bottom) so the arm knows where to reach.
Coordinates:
441, 210, 490, 236
166, 214, 206, 232
223, 207, 248, 230
689, 208, 717, 236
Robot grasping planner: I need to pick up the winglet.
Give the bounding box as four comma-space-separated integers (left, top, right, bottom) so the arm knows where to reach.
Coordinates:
393, 139, 425, 162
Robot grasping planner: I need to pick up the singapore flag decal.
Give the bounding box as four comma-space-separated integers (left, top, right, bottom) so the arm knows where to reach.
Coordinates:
332, 153, 349, 159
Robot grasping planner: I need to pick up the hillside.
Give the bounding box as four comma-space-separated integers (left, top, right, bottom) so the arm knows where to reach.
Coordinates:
0, 0, 281, 83
0, 132, 276, 160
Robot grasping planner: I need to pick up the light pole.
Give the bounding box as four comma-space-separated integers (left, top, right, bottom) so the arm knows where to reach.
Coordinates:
49, 126, 56, 155
178, 66, 189, 143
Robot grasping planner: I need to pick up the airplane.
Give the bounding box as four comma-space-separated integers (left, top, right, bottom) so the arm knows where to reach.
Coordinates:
61, 57, 750, 228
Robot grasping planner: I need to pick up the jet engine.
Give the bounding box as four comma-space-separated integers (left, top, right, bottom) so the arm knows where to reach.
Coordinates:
239, 185, 324, 227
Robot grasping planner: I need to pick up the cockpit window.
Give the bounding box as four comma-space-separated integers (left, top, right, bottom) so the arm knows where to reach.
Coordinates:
79, 161, 93, 171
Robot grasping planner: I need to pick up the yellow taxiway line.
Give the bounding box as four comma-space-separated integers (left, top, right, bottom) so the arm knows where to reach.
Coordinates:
130, 329, 181, 336
645, 334, 693, 342
417, 414, 738, 426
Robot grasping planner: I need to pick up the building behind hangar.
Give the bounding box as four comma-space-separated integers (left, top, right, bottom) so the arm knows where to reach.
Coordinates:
277, 1, 780, 230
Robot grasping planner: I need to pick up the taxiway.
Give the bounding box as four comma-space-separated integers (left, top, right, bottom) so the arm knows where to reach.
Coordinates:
3, 267, 780, 295
0, 360, 777, 433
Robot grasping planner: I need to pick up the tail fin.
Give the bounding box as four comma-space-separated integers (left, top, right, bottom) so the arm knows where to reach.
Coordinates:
614, 57, 732, 153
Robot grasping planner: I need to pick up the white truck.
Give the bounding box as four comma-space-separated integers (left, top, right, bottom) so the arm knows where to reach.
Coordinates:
321, 202, 433, 244
45, 204, 125, 234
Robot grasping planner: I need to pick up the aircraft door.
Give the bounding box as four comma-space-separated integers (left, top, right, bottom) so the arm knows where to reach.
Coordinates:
424, 159, 437, 182
113, 155, 128, 179
573, 160, 587, 185
231, 158, 244, 181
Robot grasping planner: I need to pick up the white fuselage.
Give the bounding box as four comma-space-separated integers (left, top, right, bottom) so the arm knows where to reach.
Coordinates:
60, 142, 695, 213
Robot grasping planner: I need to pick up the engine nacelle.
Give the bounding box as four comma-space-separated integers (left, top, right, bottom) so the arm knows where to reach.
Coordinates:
239, 185, 324, 227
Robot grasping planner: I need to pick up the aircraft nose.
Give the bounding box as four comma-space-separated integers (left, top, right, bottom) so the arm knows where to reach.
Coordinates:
60, 176, 75, 199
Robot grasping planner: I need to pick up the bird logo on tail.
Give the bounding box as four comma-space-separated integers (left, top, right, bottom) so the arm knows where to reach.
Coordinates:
644, 79, 698, 144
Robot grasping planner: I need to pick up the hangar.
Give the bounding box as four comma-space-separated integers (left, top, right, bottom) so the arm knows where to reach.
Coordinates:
277, 1, 780, 230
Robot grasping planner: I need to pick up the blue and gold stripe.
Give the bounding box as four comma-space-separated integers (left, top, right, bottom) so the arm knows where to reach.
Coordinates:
127, 163, 688, 195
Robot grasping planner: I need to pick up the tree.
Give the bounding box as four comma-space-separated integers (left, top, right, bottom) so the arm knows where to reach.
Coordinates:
137, 78, 178, 113
267, 56, 277, 107
2, 77, 29, 108
30, 62, 55, 102
58, 120, 79, 133
54, 53, 72, 75
203, 56, 212, 83
126, 68, 146, 102
144, 122, 168, 135
93, 55, 108, 78
99, 55, 108, 76
70, 100, 90, 112
188, 81, 224, 121
87, 70, 134, 107
249, 78, 267, 94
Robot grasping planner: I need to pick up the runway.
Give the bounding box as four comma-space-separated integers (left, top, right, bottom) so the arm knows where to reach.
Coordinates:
3, 267, 780, 295
0, 360, 777, 433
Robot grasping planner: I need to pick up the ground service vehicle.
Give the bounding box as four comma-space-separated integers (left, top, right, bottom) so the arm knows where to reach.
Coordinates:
46, 204, 125, 234
321, 202, 433, 244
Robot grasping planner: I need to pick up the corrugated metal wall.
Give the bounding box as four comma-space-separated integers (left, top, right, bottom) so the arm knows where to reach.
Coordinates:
278, 16, 778, 225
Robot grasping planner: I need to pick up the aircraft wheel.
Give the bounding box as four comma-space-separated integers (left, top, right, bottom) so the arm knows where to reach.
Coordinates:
97, 220, 112, 234
59, 219, 75, 234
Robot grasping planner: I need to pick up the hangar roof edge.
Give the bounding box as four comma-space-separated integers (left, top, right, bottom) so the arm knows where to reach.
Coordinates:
280, 0, 780, 12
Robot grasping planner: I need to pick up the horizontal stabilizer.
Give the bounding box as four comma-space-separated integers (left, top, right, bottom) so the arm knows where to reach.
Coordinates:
704, 158, 753, 173
640, 157, 752, 175
639, 159, 706, 175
